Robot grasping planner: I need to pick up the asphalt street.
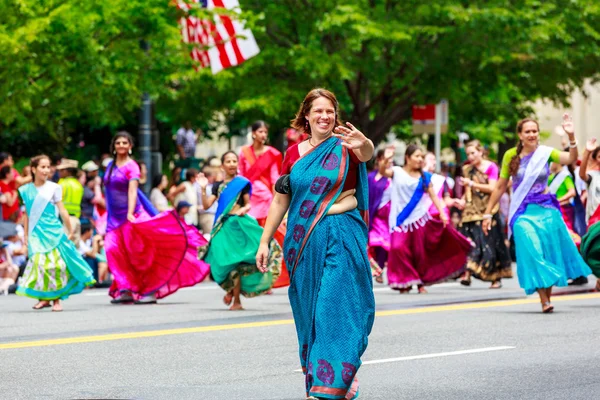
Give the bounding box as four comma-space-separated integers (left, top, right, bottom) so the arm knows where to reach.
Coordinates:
2, 271, 600, 400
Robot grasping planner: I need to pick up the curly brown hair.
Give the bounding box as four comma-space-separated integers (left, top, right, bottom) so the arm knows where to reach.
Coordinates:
290, 88, 343, 135
508, 118, 540, 177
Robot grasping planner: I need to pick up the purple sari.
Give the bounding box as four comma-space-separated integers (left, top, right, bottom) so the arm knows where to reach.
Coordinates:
104, 160, 210, 300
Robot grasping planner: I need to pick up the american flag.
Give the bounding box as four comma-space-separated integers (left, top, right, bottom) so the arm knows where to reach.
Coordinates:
177, 0, 260, 74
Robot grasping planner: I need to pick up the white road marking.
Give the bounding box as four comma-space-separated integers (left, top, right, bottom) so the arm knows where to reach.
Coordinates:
293, 346, 515, 372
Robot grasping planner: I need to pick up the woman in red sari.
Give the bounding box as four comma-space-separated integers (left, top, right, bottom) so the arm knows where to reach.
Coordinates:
239, 121, 283, 225
239, 121, 289, 287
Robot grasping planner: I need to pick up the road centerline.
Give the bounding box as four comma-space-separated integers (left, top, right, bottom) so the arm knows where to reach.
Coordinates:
2, 293, 599, 350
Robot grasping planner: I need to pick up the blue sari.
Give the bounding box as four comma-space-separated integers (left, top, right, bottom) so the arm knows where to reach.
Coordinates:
285, 137, 375, 399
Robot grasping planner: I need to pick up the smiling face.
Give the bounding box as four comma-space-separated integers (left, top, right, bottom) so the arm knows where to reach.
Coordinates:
518, 121, 540, 147
114, 136, 132, 157
466, 145, 483, 165
222, 153, 239, 178
306, 97, 336, 138
32, 158, 51, 183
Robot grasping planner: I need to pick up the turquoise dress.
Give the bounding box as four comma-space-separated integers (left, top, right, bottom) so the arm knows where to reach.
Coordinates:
17, 182, 95, 300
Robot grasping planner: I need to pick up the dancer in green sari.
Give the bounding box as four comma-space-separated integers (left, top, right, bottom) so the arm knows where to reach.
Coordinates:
199, 151, 282, 310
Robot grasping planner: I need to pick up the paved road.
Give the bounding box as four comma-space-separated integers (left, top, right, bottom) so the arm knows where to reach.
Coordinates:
2, 273, 600, 400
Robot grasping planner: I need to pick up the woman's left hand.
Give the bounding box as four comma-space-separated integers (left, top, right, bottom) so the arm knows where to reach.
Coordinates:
562, 113, 575, 136
333, 123, 369, 150
127, 212, 136, 223
440, 214, 448, 228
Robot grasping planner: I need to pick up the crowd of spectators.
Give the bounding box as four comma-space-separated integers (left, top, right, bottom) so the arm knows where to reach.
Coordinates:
0, 141, 230, 295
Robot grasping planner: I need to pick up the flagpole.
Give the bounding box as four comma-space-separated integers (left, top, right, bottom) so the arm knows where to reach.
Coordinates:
139, 40, 152, 194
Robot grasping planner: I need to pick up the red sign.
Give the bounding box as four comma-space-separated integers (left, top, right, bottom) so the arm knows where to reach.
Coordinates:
412, 104, 436, 122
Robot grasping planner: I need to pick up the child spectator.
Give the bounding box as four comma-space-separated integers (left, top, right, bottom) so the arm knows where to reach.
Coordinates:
176, 201, 192, 221
0, 242, 18, 295
78, 224, 109, 286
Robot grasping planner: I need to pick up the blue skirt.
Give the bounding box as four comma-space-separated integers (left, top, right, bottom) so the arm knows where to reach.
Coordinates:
288, 209, 375, 399
513, 204, 591, 295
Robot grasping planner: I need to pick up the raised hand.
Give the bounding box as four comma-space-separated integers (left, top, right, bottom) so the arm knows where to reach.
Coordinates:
562, 113, 575, 136
384, 145, 395, 160
197, 174, 209, 189
333, 122, 369, 150
586, 138, 597, 152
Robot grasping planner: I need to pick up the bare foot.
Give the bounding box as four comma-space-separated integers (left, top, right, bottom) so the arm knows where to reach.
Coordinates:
375, 276, 384, 284
33, 301, 51, 310
229, 303, 244, 311
52, 301, 63, 312
418, 286, 428, 294
542, 302, 554, 313
223, 292, 233, 306
490, 281, 502, 289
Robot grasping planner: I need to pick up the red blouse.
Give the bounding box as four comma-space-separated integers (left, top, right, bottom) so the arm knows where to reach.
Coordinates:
281, 143, 360, 191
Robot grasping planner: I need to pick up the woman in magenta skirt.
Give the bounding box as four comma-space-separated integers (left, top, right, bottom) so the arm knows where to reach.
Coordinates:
384, 145, 472, 293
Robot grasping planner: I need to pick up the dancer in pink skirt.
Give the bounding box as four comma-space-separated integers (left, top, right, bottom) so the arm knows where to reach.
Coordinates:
367, 148, 393, 281
384, 145, 472, 293
104, 132, 210, 304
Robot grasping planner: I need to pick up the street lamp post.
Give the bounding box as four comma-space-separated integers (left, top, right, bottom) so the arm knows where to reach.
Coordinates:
139, 40, 152, 194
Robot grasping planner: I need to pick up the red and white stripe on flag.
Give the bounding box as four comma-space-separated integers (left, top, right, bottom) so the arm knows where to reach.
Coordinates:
177, 0, 260, 74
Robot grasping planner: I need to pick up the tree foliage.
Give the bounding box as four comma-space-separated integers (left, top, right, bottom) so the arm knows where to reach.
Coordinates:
1, 0, 600, 153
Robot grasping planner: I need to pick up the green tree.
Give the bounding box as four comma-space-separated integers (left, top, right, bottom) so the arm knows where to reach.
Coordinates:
2, 0, 600, 153
0, 0, 187, 149
171, 0, 600, 146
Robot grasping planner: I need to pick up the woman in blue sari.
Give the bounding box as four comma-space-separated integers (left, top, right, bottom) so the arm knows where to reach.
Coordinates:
257, 88, 376, 399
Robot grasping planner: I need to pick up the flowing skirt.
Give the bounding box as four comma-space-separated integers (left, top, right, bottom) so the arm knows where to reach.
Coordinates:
388, 218, 471, 288
256, 217, 290, 289
205, 214, 281, 297
106, 210, 210, 300
460, 215, 512, 282
17, 240, 95, 300
289, 209, 375, 399
581, 221, 600, 277
368, 202, 390, 275
513, 204, 591, 295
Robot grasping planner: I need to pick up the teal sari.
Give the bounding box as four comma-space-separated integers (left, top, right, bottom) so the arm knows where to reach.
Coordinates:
203, 176, 281, 296
285, 137, 375, 399
17, 182, 95, 300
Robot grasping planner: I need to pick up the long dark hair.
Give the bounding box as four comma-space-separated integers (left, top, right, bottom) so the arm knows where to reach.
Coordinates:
404, 144, 427, 191
105, 131, 135, 185
251, 120, 268, 132
508, 118, 539, 177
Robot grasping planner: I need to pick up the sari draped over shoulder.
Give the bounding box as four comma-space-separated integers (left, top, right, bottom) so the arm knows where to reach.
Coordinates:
387, 167, 471, 289
203, 176, 282, 297
17, 182, 95, 300
284, 137, 375, 400
104, 160, 210, 300
508, 146, 590, 294
239, 145, 282, 222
